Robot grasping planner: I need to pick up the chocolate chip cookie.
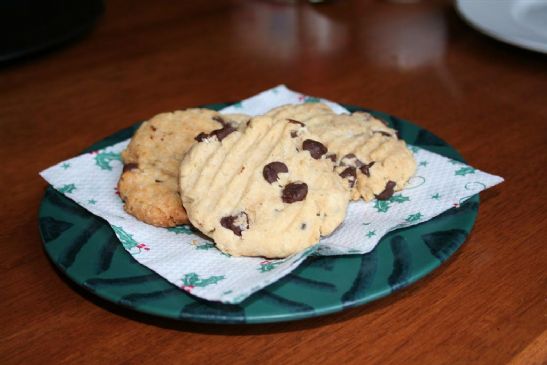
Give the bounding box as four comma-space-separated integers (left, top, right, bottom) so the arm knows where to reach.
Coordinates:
179, 116, 350, 258
118, 109, 249, 227
266, 103, 416, 201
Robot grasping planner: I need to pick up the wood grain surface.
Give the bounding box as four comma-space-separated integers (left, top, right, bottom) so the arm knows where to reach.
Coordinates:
1, 0, 545, 364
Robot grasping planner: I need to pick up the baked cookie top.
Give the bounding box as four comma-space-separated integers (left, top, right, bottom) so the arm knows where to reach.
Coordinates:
266, 103, 416, 201
179, 116, 350, 258
118, 109, 249, 227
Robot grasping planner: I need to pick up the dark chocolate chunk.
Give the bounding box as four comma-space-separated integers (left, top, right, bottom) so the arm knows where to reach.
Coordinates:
300, 223, 307, 230
326, 153, 337, 163
213, 124, 236, 141
339, 166, 356, 179
154, 179, 163, 183
151, 126, 157, 131
212, 115, 227, 126
282, 182, 308, 203
340, 153, 364, 168
122, 163, 138, 172
195, 124, 236, 142
194, 132, 209, 142
288, 119, 305, 127
263, 162, 289, 183
290, 130, 298, 138
302, 139, 327, 159
375, 181, 396, 200
339, 167, 357, 188
220, 212, 249, 236
359, 161, 375, 177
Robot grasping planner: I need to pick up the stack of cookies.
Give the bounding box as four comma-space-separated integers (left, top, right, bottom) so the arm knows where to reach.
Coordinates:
118, 104, 416, 258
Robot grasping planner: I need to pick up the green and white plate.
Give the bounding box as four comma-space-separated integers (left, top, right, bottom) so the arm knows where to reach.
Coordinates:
39, 103, 479, 324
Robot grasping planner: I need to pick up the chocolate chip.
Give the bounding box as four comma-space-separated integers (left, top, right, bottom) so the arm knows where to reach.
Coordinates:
194, 132, 209, 142
213, 124, 236, 141
339, 166, 356, 179
195, 124, 236, 142
122, 163, 138, 172
290, 130, 298, 138
212, 115, 227, 126
374, 131, 394, 138
302, 139, 327, 159
220, 212, 249, 236
359, 161, 375, 177
340, 153, 364, 168
155, 179, 163, 183
375, 181, 396, 200
288, 119, 305, 127
151, 126, 157, 131
300, 223, 307, 230
282, 182, 308, 203
339, 167, 357, 188
263, 162, 289, 183
326, 153, 337, 163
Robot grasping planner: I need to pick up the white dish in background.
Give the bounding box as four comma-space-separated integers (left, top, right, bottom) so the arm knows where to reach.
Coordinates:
456, 0, 547, 53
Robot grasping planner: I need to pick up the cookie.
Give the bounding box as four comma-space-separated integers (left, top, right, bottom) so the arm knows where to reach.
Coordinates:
266, 103, 416, 201
118, 109, 249, 227
179, 116, 350, 258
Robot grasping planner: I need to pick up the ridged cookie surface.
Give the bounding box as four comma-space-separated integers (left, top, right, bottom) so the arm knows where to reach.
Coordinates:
266, 104, 416, 201
118, 109, 249, 227
179, 116, 350, 258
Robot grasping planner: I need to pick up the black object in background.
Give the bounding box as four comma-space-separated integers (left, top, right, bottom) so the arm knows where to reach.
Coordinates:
0, 0, 104, 63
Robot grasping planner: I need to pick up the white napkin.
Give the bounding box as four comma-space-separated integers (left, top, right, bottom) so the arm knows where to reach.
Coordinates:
40, 85, 503, 304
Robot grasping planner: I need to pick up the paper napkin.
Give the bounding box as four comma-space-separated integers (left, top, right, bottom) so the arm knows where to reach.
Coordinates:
40, 85, 503, 303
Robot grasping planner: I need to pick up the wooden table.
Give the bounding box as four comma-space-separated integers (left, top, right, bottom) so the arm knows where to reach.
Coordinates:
1, 0, 545, 364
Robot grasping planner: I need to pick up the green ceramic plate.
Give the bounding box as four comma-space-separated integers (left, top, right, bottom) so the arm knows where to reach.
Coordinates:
39, 103, 479, 324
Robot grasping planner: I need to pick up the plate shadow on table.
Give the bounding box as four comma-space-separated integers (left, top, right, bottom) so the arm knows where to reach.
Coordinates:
475, 189, 499, 206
